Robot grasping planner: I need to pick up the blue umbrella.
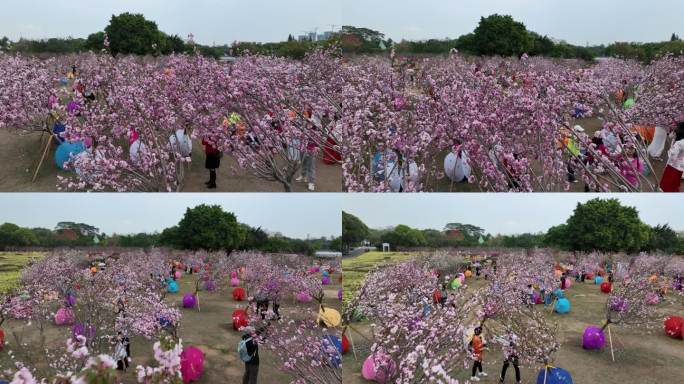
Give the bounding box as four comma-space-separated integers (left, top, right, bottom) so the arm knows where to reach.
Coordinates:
55, 141, 85, 170
536, 367, 573, 384
167, 280, 179, 293
554, 298, 571, 314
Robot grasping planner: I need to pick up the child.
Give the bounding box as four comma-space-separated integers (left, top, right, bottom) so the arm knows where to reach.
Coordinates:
469, 327, 488, 381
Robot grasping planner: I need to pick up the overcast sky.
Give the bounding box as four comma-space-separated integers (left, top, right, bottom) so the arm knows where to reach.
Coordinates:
342, 194, 684, 235
0, 0, 342, 45
1, 1, 680, 46
342, 0, 682, 45
0, 193, 341, 239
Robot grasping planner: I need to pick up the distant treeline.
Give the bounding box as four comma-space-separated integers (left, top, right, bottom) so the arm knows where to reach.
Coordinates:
340, 16, 683, 63
343, 199, 684, 255
0, 205, 341, 256
1, 13, 680, 63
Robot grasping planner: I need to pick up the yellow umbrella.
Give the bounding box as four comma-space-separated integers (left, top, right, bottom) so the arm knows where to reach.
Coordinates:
317, 306, 341, 328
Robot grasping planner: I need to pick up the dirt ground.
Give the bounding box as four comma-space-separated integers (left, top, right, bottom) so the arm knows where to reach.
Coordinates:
0, 130, 342, 192
0, 270, 343, 383
342, 278, 684, 384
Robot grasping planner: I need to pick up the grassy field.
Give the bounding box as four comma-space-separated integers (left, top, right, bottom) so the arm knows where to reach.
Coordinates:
342, 251, 684, 384
0, 252, 343, 383
0, 252, 45, 292
342, 252, 415, 302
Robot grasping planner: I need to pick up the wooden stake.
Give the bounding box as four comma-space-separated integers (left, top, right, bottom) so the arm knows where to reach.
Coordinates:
32, 135, 53, 183
548, 297, 557, 313
608, 325, 615, 362
348, 329, 358, 361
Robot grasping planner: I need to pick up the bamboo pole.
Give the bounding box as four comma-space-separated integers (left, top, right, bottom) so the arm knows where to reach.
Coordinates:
32, 135, 53, 183
608, 325, 615, 362
543, 366, 548, 384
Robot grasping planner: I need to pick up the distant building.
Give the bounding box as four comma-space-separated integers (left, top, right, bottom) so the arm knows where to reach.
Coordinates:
444, 229, 465, 241
295, 31, 334, 42
55, 228, 79, 242
317, 31, 333, 41
315, 251, 342, 259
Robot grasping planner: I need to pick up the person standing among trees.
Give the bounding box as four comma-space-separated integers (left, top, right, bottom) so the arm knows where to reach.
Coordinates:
660, 122, 684, 192
496, 329, 521, 384
469, 326, 488, 381
114, 331, 131, 372
202, 137, 222, 189
296, 107, 318, 191
239, 326, 260, 384
272, 298, 281, 320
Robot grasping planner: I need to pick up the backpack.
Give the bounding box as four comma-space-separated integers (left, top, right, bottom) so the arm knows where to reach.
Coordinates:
238, 337, 255, 362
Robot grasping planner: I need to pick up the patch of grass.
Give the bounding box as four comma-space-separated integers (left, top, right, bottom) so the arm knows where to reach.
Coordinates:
343, 252, 416, 303
0, 252, 45, 292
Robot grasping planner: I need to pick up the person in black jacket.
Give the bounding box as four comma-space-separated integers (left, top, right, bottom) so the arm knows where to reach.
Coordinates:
242, 327, 260, 384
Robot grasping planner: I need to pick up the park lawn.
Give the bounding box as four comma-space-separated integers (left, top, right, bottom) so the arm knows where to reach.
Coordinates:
343, 252, 416, 303
0, 252, 45, 292
0, 262, 343, 383
342, 273, 684, 384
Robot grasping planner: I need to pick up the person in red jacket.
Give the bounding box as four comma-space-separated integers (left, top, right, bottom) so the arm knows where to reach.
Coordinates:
202, 137, 222, 189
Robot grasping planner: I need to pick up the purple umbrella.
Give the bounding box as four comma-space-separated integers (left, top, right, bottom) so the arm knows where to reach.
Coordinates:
182, 294, 197, 308
582, 326, 605, 350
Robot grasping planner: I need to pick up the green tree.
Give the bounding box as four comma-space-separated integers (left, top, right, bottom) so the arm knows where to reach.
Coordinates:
164, 34, 187, 54
0, 223, 37, 249
421, 228, 446, 247
0, 36, 11, 51
562, 198, 651, 253
471, 14, 533, 56
242, 225, 269, 250
672, 33, 680, 42
104, 13, 165, 55
529, 33, 554, 56
342, 211, 369, 252
158, 225, 181, 248
55, 222, 100, 236
443, 223, 485, 242
329, 236, 342, 252
382, 225, 426, 248
84, 32, 106, 51
544, 224, 570, 249
175, 205, 245, 252
340, 26, 385, 43
648, 224, 679, 253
